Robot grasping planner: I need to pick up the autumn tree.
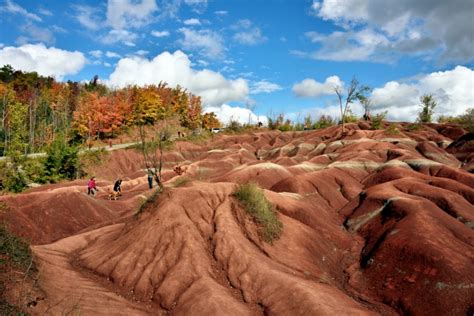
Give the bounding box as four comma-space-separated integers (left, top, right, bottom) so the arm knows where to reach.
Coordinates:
132, 86, 163, 125
202, 112, 220, 129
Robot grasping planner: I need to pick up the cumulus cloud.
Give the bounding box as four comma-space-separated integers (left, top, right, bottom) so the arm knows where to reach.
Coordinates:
251, 80, 282, 94
204, 104, 268, 126
183, 18, 201, 25
232, 19, 267, 45
1, 0, 41, 22
0, 44, 86, 80
371, 66, 474, 121
106, 50, 249, 107
308, 0, 474, 63
178, 28, 225, 59
293, 76, 343, 97
151, 30, 170, 38
106, 0, 158, 30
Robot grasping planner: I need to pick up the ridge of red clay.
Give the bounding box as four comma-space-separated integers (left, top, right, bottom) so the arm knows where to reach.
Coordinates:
1, 123, 472, 315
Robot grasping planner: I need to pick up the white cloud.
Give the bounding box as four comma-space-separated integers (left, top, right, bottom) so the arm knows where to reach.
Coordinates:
184, 0, 207, 13
101, 29, 138, 46
73, 4, 102, 30
214, 10, 228, 15
134, 50, 149, 56
1, 0, 41, 22
178, 28, 225, 59
183, 18, 201, 25
309, 0, 474, 63
151, 30, 170, 37
106, 50, 249, 107
204, 104, 267, 126
293, 76, 343, 97
89, 50, 103, 58
0, 44, 86, 80
232, 19, 267, 45
38, 8, 53, 16
303, 29, 390, 62
16, 23, 55, 45
251, 80, 282, 94
107, 0, 158, 29
106, 51, 121, 58
371, 66, 474, 121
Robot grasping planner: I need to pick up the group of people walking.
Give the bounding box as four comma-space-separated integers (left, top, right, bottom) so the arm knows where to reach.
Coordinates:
87, 177, 123, 197
87, 168, 161, 199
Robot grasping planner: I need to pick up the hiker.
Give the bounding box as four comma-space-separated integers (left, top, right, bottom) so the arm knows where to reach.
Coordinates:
147, 169, 153, 189
87, 177, 98, 196
113, 179, 122, 194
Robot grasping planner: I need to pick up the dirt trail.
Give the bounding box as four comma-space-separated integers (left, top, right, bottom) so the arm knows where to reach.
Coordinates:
1, 123, 473, 315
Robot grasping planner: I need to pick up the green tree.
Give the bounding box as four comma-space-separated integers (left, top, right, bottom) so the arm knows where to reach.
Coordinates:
417, 94, 437, 123
6, 102, 28, 160
44, 135, 79, 181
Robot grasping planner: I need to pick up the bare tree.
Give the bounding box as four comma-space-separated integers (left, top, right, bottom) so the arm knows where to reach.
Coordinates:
335, 77, 370, 135
138, 122, 173, 190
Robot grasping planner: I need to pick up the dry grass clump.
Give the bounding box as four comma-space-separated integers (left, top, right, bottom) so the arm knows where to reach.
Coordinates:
234, 183, 282, 243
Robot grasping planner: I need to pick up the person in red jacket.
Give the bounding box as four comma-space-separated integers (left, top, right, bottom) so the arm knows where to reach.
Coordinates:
87, 177, 98, 196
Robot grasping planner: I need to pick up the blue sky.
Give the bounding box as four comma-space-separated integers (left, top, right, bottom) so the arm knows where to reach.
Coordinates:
0, 0, 473, 123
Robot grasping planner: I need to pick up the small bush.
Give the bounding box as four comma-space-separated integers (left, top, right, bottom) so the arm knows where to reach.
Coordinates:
313, 115, 335, 129
23, 158, 48, 184
226, 119, 244, 133
437, 115, 461, 124
343, 111, 359, 123
371, 111, 387, 130
0, 226, 34, 270
0, 162, 27, 193
459, 108, 474, 132
407, 123, 422, 131
134, 189, 161, 219
0, 299, 26, 316
386, 124, 400, 135
234, 183, 282, 243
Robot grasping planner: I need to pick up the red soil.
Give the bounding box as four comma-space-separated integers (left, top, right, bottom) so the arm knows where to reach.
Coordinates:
1, 123, 472, 315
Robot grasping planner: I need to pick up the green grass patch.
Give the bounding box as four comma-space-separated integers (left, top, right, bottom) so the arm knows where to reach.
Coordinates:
133, 189, 161, 219
234, 183, 283, 243
0, 299, 26, 316
385, 124, 400, 135
0, 226, 34, 270
407, 123, 422, 131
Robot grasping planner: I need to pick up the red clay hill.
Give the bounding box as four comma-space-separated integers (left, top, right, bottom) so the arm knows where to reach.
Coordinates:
1, 122, 473, 315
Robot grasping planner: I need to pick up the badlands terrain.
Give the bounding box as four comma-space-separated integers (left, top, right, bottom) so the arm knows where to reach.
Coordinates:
1, 122, 473, 315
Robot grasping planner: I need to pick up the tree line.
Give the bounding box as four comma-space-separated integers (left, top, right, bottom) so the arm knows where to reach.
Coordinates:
0, 65, 220, 157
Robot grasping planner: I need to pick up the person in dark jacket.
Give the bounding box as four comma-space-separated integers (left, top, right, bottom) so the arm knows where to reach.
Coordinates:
147, 169, 153, 189
113, 179, 122, 193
